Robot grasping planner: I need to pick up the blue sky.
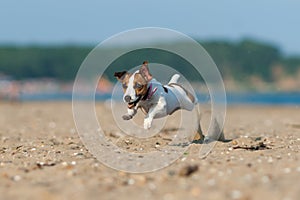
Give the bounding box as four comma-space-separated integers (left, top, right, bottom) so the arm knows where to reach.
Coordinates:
1, 0, 299, 54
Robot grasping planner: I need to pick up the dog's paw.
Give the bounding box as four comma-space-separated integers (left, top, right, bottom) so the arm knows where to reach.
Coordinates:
122, 114, 132, 120
144, 118, 152, 129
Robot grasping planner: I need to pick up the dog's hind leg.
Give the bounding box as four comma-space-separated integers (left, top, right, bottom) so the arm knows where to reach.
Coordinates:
204, 118, 225, 142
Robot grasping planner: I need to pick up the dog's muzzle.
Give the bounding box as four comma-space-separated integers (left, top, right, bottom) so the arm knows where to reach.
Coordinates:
126, 95, 141, 109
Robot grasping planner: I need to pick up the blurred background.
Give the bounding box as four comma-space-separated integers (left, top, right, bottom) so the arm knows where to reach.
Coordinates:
0, 0, 299, 104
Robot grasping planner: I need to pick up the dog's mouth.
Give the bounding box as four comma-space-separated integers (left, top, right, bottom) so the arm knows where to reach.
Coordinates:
127, 95, 142, 109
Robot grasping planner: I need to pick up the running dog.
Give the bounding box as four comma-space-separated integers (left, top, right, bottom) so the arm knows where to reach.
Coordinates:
114, 61, 205, 140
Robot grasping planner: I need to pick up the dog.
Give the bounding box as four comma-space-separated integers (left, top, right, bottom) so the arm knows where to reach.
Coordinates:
114, 61, 205, 140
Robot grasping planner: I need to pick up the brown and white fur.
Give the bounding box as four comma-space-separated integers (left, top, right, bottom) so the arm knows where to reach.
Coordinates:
114, 63, 205, 140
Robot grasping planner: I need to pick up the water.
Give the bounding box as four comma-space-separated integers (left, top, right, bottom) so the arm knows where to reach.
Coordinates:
226, 92, 300, 105
19, 92, 300, 105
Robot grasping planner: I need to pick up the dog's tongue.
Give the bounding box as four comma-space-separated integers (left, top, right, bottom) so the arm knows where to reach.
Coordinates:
127, 103, 135, 109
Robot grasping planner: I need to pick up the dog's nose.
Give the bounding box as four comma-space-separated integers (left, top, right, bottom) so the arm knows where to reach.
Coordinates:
124, 95, 131, 102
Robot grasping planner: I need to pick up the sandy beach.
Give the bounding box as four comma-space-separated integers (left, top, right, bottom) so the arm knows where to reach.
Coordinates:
0, 102, 300, 200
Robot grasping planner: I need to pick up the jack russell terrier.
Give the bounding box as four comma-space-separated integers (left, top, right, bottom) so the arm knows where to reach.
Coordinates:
114, 61, 205, 140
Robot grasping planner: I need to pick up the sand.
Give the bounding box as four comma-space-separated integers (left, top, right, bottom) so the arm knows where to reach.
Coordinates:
0, 102, 300, 200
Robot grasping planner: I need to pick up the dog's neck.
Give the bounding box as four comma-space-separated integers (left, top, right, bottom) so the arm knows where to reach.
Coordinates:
142, 83, 157, 101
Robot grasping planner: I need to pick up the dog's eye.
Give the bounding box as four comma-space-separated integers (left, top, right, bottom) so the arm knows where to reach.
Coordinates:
122, 84, 128, 89
134, 83, 143, 89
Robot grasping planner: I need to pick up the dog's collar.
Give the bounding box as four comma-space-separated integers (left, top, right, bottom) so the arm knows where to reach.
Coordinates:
142, 83, 157, 101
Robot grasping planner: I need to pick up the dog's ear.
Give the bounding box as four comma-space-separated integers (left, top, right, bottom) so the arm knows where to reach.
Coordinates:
114, 71, 127, 81
140, 61, 152, 81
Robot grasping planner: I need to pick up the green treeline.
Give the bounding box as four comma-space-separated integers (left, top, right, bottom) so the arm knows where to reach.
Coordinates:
0, 46, 90, 80
203, 40, 299, 81
0, 39, 299, 82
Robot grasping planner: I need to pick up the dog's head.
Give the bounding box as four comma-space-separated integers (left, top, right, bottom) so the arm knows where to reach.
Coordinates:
114, 66, 149, 109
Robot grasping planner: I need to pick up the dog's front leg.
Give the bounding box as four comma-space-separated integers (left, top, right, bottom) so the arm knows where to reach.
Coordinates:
122, 108, 137, 120
144, 98, 167, 129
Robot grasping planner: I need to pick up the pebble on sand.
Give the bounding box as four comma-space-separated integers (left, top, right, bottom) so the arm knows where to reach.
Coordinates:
261, 175, 271, 183
207, 179, 216, 186
283, 168, 291, 174
48, 122, 56, 129
133, 175, 147, 186
232, 140, 238, 145
36, 162, 56, 169
190, 186, 201, 197
11, 175, 22, 182
71, 161, 76, 165
179, 165, 198, 177
230, 190, 242, 199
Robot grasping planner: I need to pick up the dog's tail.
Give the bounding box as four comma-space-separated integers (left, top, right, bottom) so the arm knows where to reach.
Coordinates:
193, 101, 205, 141
168, 74, 180, 84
